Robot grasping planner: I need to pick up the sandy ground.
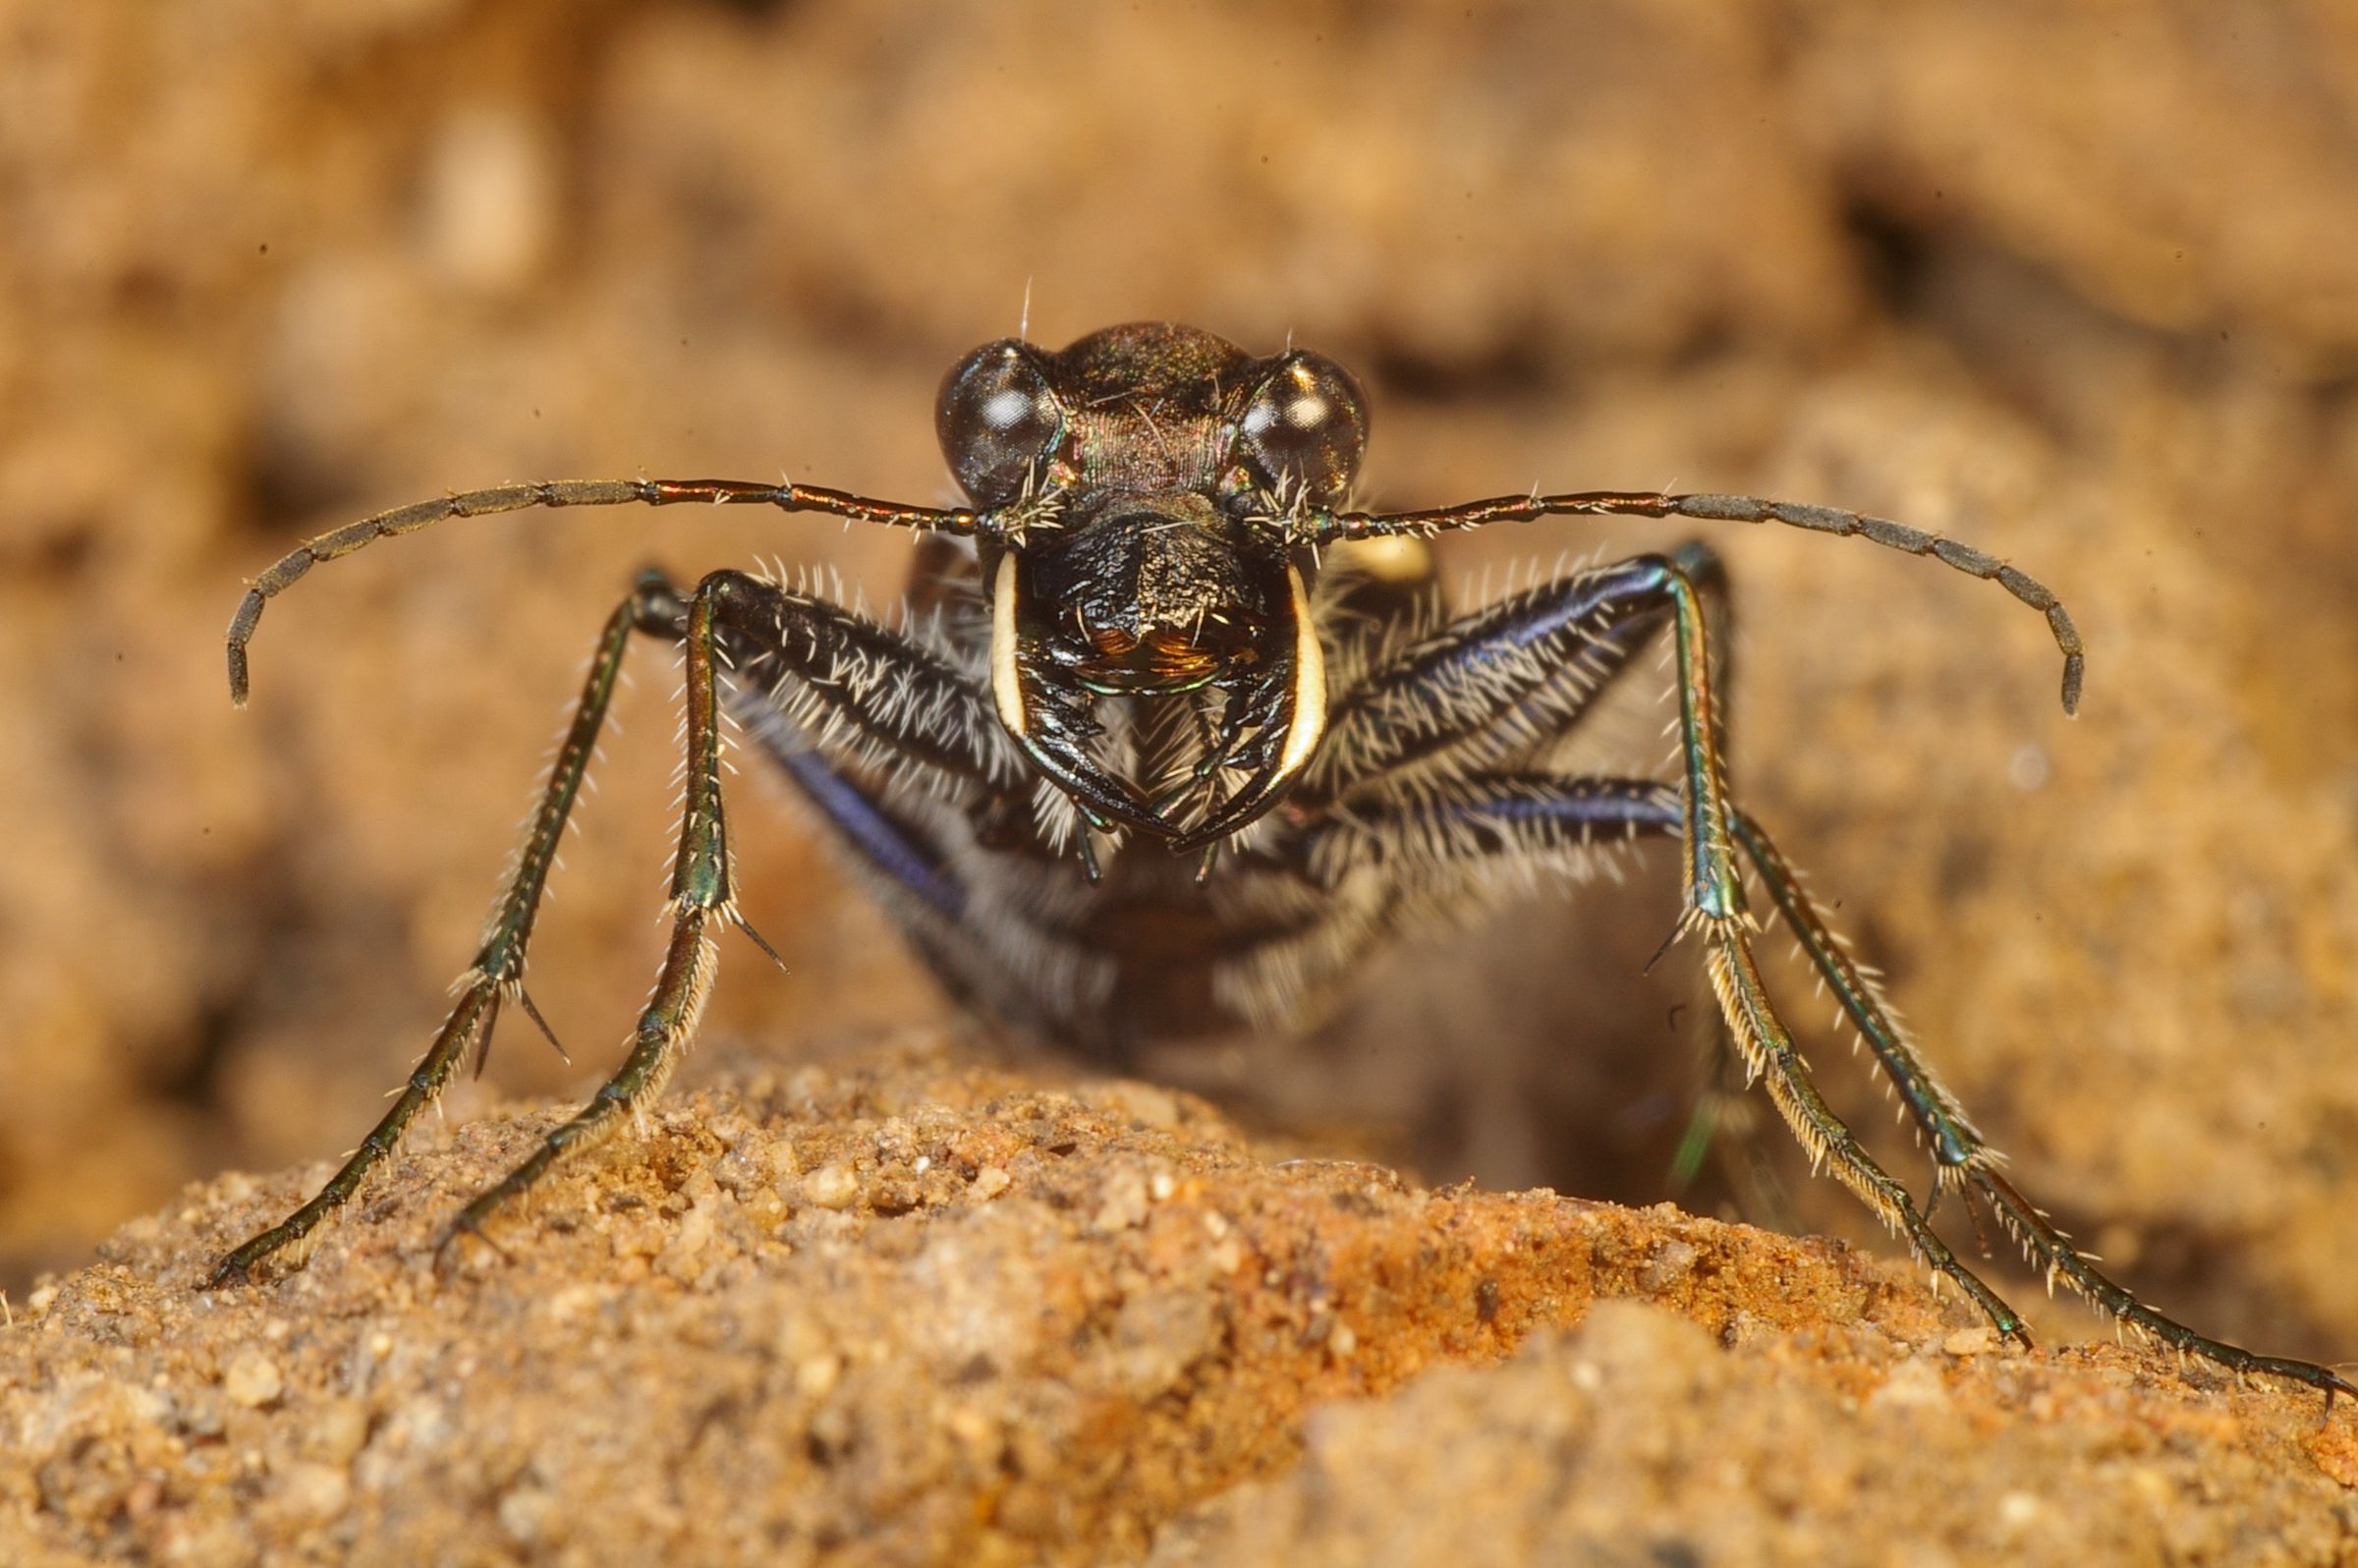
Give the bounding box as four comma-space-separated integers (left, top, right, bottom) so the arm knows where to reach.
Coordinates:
7, 1045, 2356, 1567
5, 0, 2358, 1559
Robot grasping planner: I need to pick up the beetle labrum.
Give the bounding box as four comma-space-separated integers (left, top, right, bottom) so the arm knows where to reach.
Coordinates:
210, 322, 2349, 1406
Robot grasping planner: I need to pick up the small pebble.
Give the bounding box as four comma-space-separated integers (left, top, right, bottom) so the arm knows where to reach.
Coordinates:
1099, 1082, 1181, 1129
796, 1353, 843, 1399
1090, 1169, 1151, 1233
802, 1163, 861, 1210
223, 1348, 284, 1408
309, 1399, 372, 1466
498, 1483, 559, 1546
1942, 1327, 1997, 1357
1108, 1288, 1217, 1397
1639, 1239, 1701, 1293
654, 1202, 716, 1283
155, 1518, 251, 1568
1996, 1489, 2045, 1531
1868, 1359, 1950, 1412
276, 1460, 352, 1523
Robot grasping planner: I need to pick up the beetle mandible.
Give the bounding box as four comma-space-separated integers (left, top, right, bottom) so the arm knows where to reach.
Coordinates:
209, 321, 2350, 1408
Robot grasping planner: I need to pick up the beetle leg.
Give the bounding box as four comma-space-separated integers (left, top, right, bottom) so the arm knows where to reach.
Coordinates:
1658, 553, 2348, 1396
1654, 546, 1780, 1210
727, 568, 1023, 799
1630, 551, 2043, 1341
208, 575, 677, 1284
1289, 751, 2029, 1339
1300, 553, 2035, 1343
437, 570, 752, 1258
1302, 543, 1724, 806
1306, 540, 1786, 1204
1313, 548, 2348, 1399
438, 568, 1047, 1257
1294, 772, 1682, 886
1731, 810, 2358, 1407
722, 629, 1107, 1046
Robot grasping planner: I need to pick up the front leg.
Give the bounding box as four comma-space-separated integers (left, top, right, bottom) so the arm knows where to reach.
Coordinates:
440, 568, 1022, 1256
1732, 812, 2358, 1405
438, 572, 749, 1256
1649, 551, 2349, 1398
1295, 761, 2027, 1342
1302, 550, 1709, 806
1306, 549, 2351, 1402
218, 563, 1024, 1279
1563, 556, 2033, 1339
1299, 553, 2031, 1338
209, 577, 679, 1283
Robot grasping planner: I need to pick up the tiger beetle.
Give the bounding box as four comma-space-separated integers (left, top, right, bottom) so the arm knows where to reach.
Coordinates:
207, 322, 2351, 1410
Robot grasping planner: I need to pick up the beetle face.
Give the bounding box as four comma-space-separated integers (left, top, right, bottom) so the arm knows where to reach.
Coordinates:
1022, 497, 1272, 695
934, 323, 1368, 846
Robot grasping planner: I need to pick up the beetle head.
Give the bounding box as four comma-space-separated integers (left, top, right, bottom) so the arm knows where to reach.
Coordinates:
934, 323, 1368, 848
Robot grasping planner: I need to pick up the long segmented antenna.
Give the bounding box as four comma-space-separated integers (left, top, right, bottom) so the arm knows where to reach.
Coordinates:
1309, 490, 2085, 715
224, 477, 984, 705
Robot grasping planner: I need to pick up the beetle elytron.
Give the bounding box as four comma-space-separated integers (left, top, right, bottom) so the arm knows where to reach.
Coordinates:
209, 322, 2349, 1406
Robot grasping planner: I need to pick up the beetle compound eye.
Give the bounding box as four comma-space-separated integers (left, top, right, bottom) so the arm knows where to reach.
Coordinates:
1235, 351, 1369, 506
936, 339, 1064, 504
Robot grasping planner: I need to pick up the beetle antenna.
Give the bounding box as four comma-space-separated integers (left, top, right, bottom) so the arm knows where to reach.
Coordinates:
1316, 488, 2085, 715
226, 478, 982, 704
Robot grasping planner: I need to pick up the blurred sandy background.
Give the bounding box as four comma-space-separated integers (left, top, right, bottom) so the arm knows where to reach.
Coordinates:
3, 0, 2354, 1371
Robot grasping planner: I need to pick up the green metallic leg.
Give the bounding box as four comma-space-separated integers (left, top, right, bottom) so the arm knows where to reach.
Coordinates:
1643, 554, 2035, 1344
1731, 812, 2358, 1407
1657, 541, 1793, 1228
436, 571, 751, 1262
210, 578, 675, 1285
